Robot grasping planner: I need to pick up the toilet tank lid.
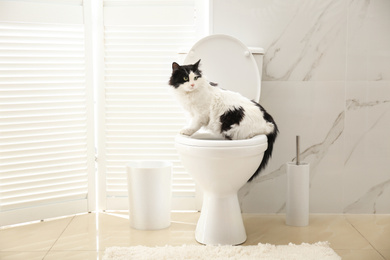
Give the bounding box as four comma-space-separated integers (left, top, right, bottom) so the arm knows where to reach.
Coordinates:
248, 47, 265, 54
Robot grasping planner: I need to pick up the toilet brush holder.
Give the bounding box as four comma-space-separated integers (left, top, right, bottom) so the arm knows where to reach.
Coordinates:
286, 162, 309, 226
286, 136, 310, 226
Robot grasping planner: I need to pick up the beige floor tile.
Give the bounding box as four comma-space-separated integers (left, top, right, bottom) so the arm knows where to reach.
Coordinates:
335, 249, 385, 260
242, 214, 372, 250
0, 217, 73, 251
51, 212, 199, 251
346, 215, 390, 250
50, 213, 98, 251
43, 250, 101, 260
0, 251, 47, 260
98, 212, 198, 248
2, 212, 389, 259
379, 250, 390, 260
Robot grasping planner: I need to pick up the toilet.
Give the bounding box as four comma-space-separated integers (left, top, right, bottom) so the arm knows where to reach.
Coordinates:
175, 34, 266, 245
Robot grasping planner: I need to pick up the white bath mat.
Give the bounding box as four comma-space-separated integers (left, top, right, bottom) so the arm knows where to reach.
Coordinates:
103, 242, 341, 260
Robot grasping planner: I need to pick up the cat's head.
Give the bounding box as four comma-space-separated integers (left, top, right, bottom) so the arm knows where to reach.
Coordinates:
169, 60, 203, 92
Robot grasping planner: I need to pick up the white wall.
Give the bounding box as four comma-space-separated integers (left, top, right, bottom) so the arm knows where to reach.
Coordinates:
212, 0, 390, 213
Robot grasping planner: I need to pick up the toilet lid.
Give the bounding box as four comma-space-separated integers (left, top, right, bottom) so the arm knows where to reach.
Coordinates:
184, 34, 261, 101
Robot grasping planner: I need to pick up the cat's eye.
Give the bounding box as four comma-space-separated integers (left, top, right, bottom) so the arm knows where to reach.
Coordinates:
183, 76, 188, 81
194, 76, 200, 80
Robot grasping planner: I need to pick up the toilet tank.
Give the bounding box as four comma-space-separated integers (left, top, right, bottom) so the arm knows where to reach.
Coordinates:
248, 47, 265, 83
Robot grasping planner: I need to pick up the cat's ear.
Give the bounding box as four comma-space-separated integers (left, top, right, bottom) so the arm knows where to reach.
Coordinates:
194, 59, 201, 70
172, 62, 180, 71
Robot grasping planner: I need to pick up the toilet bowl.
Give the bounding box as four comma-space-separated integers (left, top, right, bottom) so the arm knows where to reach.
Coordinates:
175, 34, 265, 245
175, 132, 267, 245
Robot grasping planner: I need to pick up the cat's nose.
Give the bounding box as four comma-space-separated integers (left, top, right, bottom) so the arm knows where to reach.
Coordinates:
190, 83, 195, 87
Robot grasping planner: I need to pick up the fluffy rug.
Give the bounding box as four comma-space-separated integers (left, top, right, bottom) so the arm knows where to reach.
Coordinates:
103, 242, 341, 260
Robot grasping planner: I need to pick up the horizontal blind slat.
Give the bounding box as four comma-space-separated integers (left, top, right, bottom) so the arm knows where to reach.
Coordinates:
0, 191, 87, 211
0, 168, 87, 184
0, 164, 88, 180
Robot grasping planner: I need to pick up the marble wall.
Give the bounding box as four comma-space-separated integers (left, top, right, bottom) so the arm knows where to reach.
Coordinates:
212, 0, 390, 213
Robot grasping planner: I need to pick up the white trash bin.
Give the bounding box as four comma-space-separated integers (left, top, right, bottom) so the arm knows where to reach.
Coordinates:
126, 161, 172, 230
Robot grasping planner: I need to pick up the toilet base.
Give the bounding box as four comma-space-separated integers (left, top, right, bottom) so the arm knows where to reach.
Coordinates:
195, 192, 247, 245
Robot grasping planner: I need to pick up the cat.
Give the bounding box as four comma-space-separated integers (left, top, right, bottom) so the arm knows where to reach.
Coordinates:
168, 59, 278, 181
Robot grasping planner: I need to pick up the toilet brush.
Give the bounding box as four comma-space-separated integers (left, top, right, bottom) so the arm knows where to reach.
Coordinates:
286, 136, 310, 226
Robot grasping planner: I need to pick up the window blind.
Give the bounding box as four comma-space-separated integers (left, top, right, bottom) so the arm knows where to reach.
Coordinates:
100, 0, 204, 210
0, 0, 95, 226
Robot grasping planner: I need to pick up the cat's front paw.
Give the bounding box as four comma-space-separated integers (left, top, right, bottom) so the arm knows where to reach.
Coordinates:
180, 128, 196, 136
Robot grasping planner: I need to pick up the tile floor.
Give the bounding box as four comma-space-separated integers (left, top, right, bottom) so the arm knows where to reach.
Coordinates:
0, 212, 389, 260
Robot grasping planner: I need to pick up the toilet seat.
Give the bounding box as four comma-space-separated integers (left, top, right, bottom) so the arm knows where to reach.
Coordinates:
176, 132, 267, 148
183, 34, 261, 101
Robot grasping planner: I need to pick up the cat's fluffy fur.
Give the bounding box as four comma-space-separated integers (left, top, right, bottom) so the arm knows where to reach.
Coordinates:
169, 60, 278, 181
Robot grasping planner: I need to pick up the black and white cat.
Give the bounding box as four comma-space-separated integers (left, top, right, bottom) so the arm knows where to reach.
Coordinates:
169, 60, 278, 181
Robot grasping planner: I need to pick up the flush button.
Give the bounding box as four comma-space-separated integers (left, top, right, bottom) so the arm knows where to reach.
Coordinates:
244, 51, 250, 57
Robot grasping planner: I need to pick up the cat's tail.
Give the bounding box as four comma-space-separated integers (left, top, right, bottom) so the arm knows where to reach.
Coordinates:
247, 117, 279, 182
